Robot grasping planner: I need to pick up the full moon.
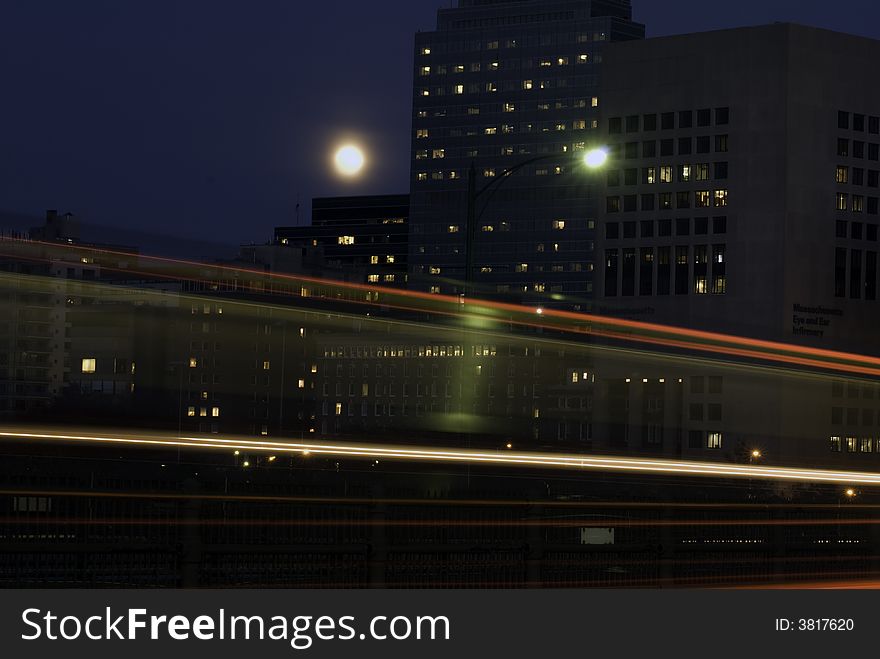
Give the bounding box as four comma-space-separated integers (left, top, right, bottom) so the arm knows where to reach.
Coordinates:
334, 145, 366, 176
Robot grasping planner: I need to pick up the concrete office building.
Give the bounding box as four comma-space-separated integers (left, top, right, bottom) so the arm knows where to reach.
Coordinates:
591, 24, 880, 468
408, 0, 643, 305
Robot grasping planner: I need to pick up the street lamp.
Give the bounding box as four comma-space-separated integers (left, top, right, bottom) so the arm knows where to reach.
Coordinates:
751, 449, 762, 461
334, 144, 366, 177
583, 147, 608, 169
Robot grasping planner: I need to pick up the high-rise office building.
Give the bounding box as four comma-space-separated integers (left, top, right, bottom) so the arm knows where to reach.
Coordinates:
591, 24, 880, 467
408, 0, 644, 307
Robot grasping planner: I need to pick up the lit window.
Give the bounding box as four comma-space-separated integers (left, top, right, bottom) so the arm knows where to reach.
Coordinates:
416, 129, 429, 139
837, 193, 848, 211
481, 224, 494, 232
298, 379, 305, 389
189, 358, 198, 368
335, 403, 343, 416
430, 286, 441, 294
199, 407, 207, 417
454, 84, 464, 95
448, 225, 459, 233
553, 220, 566, 230
420, 66, 430, 76
503, 102, 515, 112
338, 235, 355, 245
485, 127, 497, 135
263, 360, 271, 370
212, 407, 220, 418
417, 172, 427, 181
696, 191, 711, 208
433, 149, 445, 159
837, 166, 849, 184
679, 165, 691, 182
368, 274, 380, 283
591, 97, 599, 107
659, 166, 672, 183
429, 266, 441, 275
383, 274, 395, 282
370, 255, 379, 264
578, 54, 589, 63
830, 436, 842, 452
713, 190, 729, 207
311, 365, 318, 373
386, 255, 395, 264
81, 358, 96, 374
707, 432, 722, 449
523, 80, 533, 90
420, 47, 431, 55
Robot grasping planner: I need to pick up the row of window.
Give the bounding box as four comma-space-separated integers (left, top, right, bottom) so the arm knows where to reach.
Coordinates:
607, 190, 729, 213
416, 98, 598, 120
607, 216, 728, 239
831, 407, 880, 425
417, 76, 596, 97
604, 245, 727, 297
830, 436, 880, 453
837, 111, 880, 134
417, 33, 607, 56
835, 221, 879, 242
607, 135, 729, 160
609, 163, 728, 186
833, 247, 878, 300
609, 109, 730, 134
836, 138, 880, 160
834, 193, 880, 214
418, 55, 598, 77
835, 166, 880, 186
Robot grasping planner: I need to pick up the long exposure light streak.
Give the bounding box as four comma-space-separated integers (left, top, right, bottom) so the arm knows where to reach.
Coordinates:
3, 427, 880, 486
3, 237, 880, 377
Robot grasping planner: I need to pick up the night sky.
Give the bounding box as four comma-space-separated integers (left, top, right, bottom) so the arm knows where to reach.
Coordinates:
2, 0, 879, 246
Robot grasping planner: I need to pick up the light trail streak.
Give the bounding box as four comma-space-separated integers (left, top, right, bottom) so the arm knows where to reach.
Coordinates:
4, 237, 880, 377
3, 427, 880, 486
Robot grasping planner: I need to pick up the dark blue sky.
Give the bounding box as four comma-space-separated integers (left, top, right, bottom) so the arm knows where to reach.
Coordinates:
2, 0, 879, 245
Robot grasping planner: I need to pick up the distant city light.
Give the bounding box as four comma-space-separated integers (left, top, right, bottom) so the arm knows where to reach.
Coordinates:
752, 450, 763, 459
334, 145, 365, 176
583, 147, 608, 169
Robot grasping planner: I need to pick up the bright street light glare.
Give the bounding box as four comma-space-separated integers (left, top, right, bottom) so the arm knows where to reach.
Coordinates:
334, 145, 365, 176
583, 147, 608, 169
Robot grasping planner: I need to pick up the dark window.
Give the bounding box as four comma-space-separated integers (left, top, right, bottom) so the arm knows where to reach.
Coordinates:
697, 108, 711, 127
659, 192, 672, 209
604, 249, 618, 297
657, 246, 671, 295
676, 191, 690, 209
689, 403, 703, 421
696, 136, 710, 153
644, 113, 657, 131
835, 247, 847, 297
854, 141, 865, 158
639, 248, 653, 296
658, 219, 672, 237
868, 251, 878, 301
715, 134, 729, 152
641, 194, 655, 211
836, 220, 848, 238
625, 142, 638, 159
688, 430, 702, 449
607, 196, 621, 213
851, 249, 862, 299
623, 195, 637, 212
609, 117, 622, 134
622, 248, 636, 296
853, 168, 865, 185
624, 168, 638, 185
695, 217, 708, 235
661, 112, 674, 130
642, 140, 656, 158
870, 116, 880, 134
854, 113, 866, 132
869, 198, 879, 215
623, 221, 636, 239
838, 139, 849, 157
868, 224, 878, 241
626, 115, 640, 133
606, 222, 619, 239
675, 247, 689, 296
607, 170, 620, 186
714, 162, 728, 179
852, 222, 863, 240
869, 170, 879, 187
839, 110, 850, 130
712, 216, 727, 234
679, 110, 693, 128
676, 218, 689, 236
708, 376, 723, 394
660, 139, 674, 156
715, 107, 730, 125
707, 404, 722, 421
869, 144, 879, 161
678, 137, 692, 155
640, 220, 654, 238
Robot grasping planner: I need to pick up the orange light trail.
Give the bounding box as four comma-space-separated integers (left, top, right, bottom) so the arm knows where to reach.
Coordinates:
2, 236, 880, 378
3, 427, 880, 486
